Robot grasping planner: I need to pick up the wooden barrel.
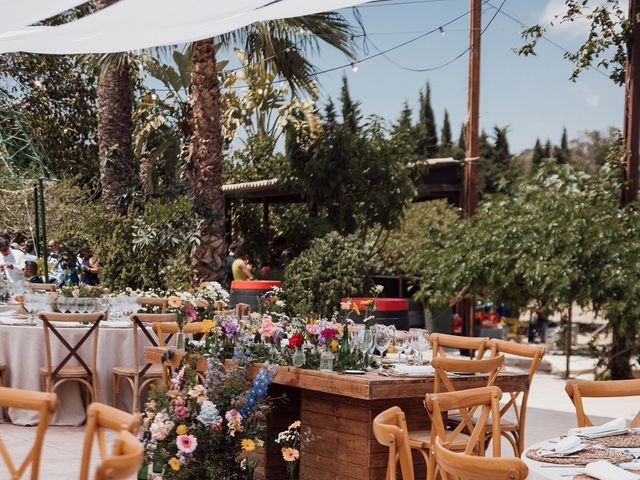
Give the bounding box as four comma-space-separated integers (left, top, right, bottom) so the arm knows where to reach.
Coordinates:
230, 280, 282, 311
341, 297, 410, 330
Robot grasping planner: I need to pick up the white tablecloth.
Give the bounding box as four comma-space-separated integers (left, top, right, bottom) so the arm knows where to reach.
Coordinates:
0, 320, 153, 426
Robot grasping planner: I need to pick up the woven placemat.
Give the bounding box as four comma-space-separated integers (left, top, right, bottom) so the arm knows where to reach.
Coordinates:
526, 447, 634, 465
587, 432, 640, 448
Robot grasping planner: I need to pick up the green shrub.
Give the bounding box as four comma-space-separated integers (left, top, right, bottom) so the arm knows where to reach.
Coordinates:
283, 231, 373, 317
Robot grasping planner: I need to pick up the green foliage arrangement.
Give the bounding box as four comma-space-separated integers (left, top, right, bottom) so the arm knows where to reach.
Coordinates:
283, 232, 373, 317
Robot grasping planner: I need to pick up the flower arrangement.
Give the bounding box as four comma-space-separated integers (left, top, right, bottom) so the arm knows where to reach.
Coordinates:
258, 286, 287, 316
140, 361, 275, 480
166, 293, 198, 330
275, 421, 301, 480
59, 285, 103, 298
195, 281, 230, 318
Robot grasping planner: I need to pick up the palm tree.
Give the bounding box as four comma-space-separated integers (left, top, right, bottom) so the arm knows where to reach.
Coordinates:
189, 13, 356, 283
95, 0, 135, 214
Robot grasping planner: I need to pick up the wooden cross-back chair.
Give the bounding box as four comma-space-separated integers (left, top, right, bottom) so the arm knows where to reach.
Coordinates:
112, 313, 176, 413
138, 297, 168, 313
430, 333, 490, 360
489, 339, 545, 456
79, 402, 140, 480
38, 312, 104, 408
433, 437, 529, 480
93, 431, 143, 480
153, 322, 206, 386
24, 283, 56, 293
0, 387, 58, 480
372, 406, 415, 480
408, 354, 505, 480
565, 379, 640, 428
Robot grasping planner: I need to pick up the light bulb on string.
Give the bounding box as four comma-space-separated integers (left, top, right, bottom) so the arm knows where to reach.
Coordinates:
439, 26, 445, 35
351, 62, 359, 73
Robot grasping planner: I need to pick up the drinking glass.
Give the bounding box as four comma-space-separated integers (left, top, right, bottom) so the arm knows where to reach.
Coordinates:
412, 329, 429, 365
393, 332, 406, 363
374, 327, 392, 358
362, 330, 375, 355
23, 293, 38, 324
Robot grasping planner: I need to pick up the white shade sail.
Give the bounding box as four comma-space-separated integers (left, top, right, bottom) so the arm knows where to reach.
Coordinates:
0, 0, 370, 54
0, 0, 88, 33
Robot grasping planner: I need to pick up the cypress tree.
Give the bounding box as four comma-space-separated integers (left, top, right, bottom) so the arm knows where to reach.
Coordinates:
493, 126, 511, 174
555, 127, 571, 164
416, 82, 438, 157
439, 109, 453, 156
544, 139, 552, 159
532, 138, 544, 168
339, 75, 361, 134
394, 101, 413, 134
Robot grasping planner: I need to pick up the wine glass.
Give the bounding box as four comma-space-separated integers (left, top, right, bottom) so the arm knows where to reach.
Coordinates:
23, 293, 38, 324
393, 332, 406, 363
374, 326, 392, 358
362, 329, 375, 355
412, 329, 429, 365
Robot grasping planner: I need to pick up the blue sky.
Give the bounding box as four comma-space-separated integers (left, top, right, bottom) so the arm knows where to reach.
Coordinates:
297, 0, 623, 153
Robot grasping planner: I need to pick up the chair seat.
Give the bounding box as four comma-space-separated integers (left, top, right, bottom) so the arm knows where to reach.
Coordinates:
448, 413, 518, 430
112, 364, 163, 377
409, 429, 470, 450
40, 366, 91, 378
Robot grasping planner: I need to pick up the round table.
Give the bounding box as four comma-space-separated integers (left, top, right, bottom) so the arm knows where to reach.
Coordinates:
0, 318, 149, 426
523, 439, 585, 480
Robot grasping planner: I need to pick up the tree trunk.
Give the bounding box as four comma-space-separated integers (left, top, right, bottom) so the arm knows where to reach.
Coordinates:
96, 0, 134, 214
610, 318, 633, 379
189, 39, 226, 284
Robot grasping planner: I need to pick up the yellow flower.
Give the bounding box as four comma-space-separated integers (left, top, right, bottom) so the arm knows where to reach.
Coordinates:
169, 457, 180, 471
176, 424, 187, 436
281, 447, 299, 462
241, 438, 256, 452
167, 296, 182, 308
362, 299, 374, 307
201, 319, 216, 333
288, 420, 301, 430
330, 339, 339, 353
353, 302, 360, 316
388, 346, 397, 354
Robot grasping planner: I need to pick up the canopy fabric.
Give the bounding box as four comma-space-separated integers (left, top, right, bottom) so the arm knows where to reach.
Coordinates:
0, 0, 370, 54
0, 0, 88, 33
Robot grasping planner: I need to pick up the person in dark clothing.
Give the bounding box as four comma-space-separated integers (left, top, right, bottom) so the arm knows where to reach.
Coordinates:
80, 246, 100, 286
224, 243, 238, 289
24, 261, 42, 283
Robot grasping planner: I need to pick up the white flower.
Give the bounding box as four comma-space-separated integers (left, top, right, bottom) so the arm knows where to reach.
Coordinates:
374, 285, 384, 294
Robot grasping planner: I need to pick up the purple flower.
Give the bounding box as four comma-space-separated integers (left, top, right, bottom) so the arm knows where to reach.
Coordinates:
221, 318, 239, 339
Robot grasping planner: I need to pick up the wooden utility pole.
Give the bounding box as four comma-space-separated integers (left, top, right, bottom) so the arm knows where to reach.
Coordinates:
624, 0, 640, 204
463, 0, 482, 339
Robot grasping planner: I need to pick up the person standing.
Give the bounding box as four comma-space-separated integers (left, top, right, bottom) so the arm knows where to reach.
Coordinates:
0, 237, 26, 289
47, 239, 65, 286
231, 244, 254, 281
24, 239, 38, 262
80, 245, 100, 286
225, 242, 238, 289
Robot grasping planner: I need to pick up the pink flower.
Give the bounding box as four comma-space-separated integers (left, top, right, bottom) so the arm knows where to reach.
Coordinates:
176, 434, 198, 454
259, 316, 277, 338
305, 323, 319, 336
175, 406, 189, 418
184, 303, 197, 323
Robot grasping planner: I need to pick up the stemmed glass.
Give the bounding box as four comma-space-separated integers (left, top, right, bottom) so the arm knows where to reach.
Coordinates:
411, 329, 430, 365
393, 332, 407, 363
374, 326, 392, 359
23, 293, 38, 324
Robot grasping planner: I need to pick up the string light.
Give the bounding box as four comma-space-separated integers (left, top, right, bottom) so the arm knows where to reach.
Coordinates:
351, 62, 359, 73
439, 26, 445, 35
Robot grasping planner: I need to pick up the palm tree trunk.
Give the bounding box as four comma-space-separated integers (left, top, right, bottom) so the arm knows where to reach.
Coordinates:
96, 0, 134, 214
189, 39, 226, 284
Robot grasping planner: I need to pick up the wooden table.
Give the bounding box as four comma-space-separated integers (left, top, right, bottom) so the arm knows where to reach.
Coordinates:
144, 346, 529, 480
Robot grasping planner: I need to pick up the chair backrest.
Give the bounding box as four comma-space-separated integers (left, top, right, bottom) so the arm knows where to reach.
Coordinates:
372, 406, 415, 480
80, 402, 140, 480
426, 386, 503, 457
153, 321, 206, 347
93, 431, 144, 480
0, 387, 58, 480
565, 379, 640, 427
129, 313, 177, 376
25, 283, 56, 292
139, 297, 168, 313
433, 437, 529, 480
430, 333, 489, 360
431, 354, 505, 395
38, 312, 104, 381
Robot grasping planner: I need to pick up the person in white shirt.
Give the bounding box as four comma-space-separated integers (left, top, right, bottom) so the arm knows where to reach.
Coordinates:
0, 237, 26, 286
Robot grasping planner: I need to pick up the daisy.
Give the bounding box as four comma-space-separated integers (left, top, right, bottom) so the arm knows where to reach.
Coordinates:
176, 434, 198, 454
281, 447, 299, 462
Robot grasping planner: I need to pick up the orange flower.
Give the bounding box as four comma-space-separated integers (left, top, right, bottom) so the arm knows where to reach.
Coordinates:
167, 296, 182, 308
281, 447, 299, 462
330, 339, 339, 353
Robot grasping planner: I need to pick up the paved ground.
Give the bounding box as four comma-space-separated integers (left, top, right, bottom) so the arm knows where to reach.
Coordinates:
0, 370, 632, 478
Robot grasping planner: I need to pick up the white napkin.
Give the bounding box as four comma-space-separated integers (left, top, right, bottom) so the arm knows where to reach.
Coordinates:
538, 436, 582, 457
50, 321, 86, 328
392, 364, 435, 375
0, 310, 19, 317
0, 317, 30, 325
569, 418, 628, 438
585, 460, 640, 480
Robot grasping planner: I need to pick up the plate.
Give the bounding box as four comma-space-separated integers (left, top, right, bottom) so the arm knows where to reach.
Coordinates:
344, 370, 366, 375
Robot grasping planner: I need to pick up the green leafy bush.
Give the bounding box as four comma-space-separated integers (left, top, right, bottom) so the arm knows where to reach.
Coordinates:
283, 232, 373, 317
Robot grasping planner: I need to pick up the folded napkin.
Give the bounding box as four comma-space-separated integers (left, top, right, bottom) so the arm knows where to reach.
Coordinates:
538, 436, 582, 457
569, 418, 628, 438
50, 321, 87, 328
0, 310, 19, 317
0, 317, 31, 325
585, 460, 640, 480
392, 365, 435, 375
